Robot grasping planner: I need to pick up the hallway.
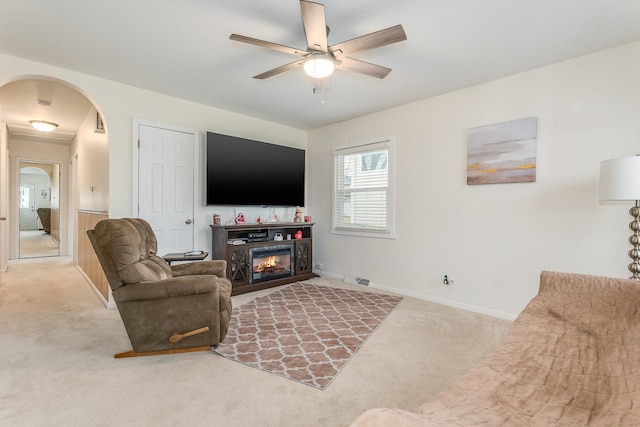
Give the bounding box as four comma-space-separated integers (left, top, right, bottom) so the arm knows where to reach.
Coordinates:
19, 230, 59, 258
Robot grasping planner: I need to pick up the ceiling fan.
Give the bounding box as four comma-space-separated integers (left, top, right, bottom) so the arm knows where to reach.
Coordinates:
229, 0, 407, 80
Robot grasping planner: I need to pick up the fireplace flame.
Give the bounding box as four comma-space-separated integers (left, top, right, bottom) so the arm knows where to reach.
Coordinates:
256, 256, 278, 272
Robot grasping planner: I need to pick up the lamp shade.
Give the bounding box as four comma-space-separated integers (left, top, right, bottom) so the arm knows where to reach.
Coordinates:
599, 156, 640, 201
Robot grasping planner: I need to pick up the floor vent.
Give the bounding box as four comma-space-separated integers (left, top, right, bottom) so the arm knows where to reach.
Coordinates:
345, 276, 370, 286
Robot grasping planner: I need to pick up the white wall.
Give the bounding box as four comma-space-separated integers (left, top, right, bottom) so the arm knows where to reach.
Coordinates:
72, 107, 109, 212
3, 43, 639, 319
308, 41, 640, 319
0, 53, 307, 253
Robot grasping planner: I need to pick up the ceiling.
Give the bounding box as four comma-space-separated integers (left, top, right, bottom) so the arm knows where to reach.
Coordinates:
0, 79, 93, 143
1, 0, 640, 134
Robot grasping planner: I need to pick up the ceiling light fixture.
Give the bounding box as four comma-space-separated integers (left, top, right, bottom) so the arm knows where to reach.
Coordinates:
29, 120, 59, 133
303, 53, 334, 79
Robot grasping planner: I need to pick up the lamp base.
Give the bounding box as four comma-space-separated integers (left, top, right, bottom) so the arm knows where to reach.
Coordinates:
628, 203, 640, 280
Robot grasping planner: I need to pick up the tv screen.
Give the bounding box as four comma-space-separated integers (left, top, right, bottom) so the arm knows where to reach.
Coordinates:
206, 132, 305, 206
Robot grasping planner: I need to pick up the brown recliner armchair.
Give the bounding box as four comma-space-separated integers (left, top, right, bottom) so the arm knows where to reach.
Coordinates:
87, 218, 232, 358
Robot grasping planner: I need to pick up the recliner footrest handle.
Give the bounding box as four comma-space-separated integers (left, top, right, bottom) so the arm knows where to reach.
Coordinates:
169, 326, 210, 343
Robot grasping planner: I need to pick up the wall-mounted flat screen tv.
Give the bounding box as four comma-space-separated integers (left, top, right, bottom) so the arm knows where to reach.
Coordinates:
206, 132, 305, 206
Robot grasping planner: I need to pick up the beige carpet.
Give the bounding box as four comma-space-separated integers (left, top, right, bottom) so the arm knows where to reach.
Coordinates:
19, 230, 59, 258
0, 257, 511, 426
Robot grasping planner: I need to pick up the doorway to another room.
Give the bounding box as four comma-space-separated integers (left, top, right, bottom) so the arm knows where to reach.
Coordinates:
18, 162, 60, 259
0, 77, 105, 268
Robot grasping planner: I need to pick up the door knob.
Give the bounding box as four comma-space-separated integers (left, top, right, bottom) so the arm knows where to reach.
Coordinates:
0, 217, 5, 221
185, 219, 192, 224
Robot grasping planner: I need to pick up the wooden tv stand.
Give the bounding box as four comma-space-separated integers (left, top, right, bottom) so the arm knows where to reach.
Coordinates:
211, 223, 315, 295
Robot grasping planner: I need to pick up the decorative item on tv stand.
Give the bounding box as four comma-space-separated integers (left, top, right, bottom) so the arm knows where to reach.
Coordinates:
294, 206, 303, 222
258, 213, 280, 224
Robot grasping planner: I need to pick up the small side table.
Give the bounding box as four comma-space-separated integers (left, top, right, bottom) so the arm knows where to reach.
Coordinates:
162, 251, 208, 265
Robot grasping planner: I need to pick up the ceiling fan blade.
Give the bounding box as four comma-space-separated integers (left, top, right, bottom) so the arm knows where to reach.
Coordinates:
253, 59, 305, 80
329, 24, 407, 58
337, 57, 392, 79
300, 0, 328, 53
230, 34, 307, 57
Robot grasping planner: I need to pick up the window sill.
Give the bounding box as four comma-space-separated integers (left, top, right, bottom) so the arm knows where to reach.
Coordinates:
330, 228, 397, 240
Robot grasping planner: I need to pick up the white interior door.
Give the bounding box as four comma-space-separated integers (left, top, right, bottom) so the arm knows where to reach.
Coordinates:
19, 184, 36, 230
137, 124, 195, 255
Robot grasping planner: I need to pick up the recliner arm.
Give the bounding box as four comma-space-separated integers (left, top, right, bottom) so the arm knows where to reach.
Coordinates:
113, 275, 219, 303
171, 260, 227, 278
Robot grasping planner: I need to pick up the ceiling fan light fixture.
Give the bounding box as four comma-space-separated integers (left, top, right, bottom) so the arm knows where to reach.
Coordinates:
29, 120, 59, 132
303, 54, 334, 79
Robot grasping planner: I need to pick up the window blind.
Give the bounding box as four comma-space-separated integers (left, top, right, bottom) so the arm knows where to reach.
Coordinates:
332, 139, 393, 235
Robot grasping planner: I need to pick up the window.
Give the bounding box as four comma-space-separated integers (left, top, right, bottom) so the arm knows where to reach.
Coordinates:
332, 139, 395, 238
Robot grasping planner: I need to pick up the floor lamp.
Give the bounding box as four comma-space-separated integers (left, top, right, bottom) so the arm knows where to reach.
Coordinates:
599, 155, 640, 280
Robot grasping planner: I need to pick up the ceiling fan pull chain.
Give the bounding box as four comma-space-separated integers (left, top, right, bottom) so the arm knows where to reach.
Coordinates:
313, 78, 328, 107
321, 83, 326, 107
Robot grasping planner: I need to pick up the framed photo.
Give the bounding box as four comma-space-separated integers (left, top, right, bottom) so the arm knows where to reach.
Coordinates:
467, 117, 537, 185
95, 112, 105, 133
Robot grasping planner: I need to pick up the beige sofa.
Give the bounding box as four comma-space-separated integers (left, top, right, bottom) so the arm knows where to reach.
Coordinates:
351, 271, 640, 426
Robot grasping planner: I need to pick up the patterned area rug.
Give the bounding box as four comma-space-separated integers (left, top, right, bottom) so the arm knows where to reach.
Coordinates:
214, 283, 402, 390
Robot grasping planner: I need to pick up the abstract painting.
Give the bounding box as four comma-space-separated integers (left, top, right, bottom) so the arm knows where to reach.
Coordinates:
467, 117, 537, 185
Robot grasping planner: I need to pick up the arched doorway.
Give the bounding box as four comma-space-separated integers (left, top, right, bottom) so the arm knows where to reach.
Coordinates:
0, 76, 108, 265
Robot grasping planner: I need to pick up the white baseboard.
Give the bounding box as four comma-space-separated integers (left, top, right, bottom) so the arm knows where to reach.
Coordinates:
316, 270, 517, 321
76, 266, 116, 309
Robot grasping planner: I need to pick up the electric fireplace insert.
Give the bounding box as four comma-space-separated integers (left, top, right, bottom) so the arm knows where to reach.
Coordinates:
250, 245, 294, 284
